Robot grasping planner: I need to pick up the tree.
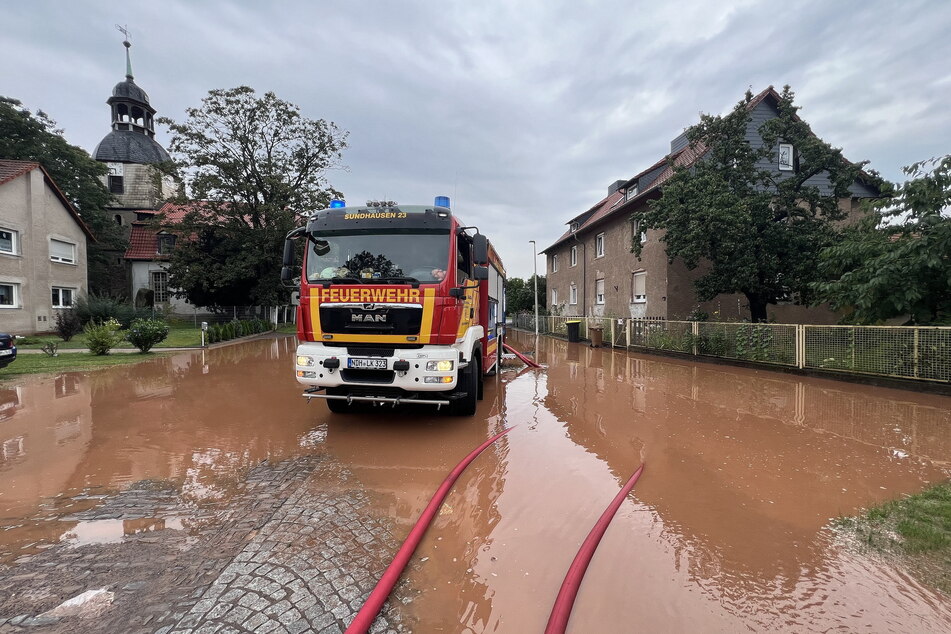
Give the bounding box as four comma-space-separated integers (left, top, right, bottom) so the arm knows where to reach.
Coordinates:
815, 155, 951, 324
505, 275, 546, 314
0, 97, 122, 292
158, 86, 348, 307
633, 86, 876, 322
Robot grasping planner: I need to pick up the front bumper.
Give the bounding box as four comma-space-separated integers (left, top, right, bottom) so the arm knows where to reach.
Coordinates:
294, 343, 461, 392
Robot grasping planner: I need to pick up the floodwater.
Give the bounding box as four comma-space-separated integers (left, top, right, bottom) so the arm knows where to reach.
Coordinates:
2, 332, 951, 632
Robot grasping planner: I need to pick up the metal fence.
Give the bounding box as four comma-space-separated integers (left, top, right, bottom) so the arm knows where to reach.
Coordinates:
172, 305, 297, 327
512, 314, 951, 384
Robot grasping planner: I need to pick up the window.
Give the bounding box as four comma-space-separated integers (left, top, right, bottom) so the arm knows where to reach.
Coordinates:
596, 279, 605, 305
633, 219, 647, 244
51, 287, 74, 308
595, 233, 605, 257
570, 222, 579, 233
157, 234, 177, 255
632, 272, 646, 303
114, 214, 123, 226
569, 284, 577, 305
570, 246, 577, 267
0, 283, 19, 308
626, 185, 639, 201
552, 254, 559, 272
50, 239, 76, 264
151, 271, 169, 303
551, 288, 559, 305
778, 143, 794, 171
108, 175, 124, 194
0, 229, 18, 255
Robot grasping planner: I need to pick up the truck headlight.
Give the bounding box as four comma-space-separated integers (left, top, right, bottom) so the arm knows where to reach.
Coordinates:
297, 355, 315, 367
426, 360, 454, 372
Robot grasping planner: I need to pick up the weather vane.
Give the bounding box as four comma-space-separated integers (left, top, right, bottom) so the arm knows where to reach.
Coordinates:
116, 23, 131, 45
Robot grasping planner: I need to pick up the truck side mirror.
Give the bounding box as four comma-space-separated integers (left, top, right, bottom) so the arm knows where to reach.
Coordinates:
473, 234, 488, 264
282, 237, 296, 268
281, 266, 295, 282
473, 265, 489, 280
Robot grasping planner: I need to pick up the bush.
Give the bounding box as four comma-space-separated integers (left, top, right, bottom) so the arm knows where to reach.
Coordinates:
55, 308, 84, 341
75, 293, 148, 328
126, 318, 170, 353
83, 319, 124, 355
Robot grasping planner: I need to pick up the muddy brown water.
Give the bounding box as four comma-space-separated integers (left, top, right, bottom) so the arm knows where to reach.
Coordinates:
1, 332, 950, 631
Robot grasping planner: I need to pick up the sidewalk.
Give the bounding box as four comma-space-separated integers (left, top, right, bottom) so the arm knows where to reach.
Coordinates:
15, 331, 292, 355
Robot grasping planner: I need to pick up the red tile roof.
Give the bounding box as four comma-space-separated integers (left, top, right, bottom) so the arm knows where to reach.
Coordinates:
0, 159, 95, 241
123, 202, 222, 260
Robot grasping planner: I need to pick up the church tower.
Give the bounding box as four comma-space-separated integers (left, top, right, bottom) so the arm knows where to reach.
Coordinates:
93, 33, 177, 227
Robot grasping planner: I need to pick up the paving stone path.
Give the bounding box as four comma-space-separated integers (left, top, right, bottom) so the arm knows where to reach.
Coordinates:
0, 454, 411, 633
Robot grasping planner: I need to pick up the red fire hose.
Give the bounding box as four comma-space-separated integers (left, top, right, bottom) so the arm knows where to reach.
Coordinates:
345, 427, 515, 634
502, 342, 542, 368
545, 463, 645, 634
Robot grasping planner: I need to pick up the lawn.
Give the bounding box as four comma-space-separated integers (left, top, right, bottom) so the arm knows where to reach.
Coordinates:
16, 321, 205, 350
0, 351, 170, 377
835, 481, 951, 593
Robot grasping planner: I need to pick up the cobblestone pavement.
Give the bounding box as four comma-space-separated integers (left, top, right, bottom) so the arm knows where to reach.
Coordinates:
0, 453, 411, 633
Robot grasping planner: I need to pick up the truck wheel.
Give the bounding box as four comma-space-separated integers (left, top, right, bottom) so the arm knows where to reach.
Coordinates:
451, 359, 479, 416
326, 397, 350, 413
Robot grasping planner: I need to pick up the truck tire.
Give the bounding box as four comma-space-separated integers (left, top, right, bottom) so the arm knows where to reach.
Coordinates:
450, 358, 479, 416
326, 397, 350, 413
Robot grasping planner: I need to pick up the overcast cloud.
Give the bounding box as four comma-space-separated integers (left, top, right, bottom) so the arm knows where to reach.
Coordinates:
4, 0, 951, 278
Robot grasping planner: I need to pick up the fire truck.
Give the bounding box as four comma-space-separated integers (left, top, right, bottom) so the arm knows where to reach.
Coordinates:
281, 196, 506, 415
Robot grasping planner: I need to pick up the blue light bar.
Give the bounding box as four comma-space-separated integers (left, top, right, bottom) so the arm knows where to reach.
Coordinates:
329, 199, 346, 209
434, 196, 450, 208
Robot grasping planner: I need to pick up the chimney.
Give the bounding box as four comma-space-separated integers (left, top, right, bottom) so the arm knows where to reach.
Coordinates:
608, 180, 626, 196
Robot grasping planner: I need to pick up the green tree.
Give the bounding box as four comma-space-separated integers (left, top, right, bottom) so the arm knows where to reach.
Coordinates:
0, 97, 122, 291
505, 275, 546, 314
815, 155, 951, 324
158, 86, 348, 307
633, 86, 876, 322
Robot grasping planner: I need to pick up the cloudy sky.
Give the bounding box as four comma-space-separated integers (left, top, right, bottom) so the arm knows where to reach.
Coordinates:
5, 1, 951, 278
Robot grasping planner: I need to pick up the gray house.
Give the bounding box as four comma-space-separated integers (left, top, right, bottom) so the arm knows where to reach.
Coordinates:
0, 160, 94, 334
542, 86, 881, 324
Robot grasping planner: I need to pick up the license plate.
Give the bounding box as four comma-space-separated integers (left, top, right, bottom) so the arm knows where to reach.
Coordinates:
348, 357, 386, 370
0, 349, 11, 356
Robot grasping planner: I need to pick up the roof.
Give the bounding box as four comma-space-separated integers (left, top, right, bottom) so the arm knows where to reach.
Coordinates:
94, 130, 171, 164
123, 202, 220, 260
541, 85, 877, 254
0, 159, 95, 241
110, 78, 151, 106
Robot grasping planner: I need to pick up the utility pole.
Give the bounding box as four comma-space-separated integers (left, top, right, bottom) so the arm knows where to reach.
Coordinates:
529, 240, 539, 337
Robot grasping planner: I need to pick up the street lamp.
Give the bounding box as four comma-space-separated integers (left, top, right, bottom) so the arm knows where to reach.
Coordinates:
529, 240, 539, 337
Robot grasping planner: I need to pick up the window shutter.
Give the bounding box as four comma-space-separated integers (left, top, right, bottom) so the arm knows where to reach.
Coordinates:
50, 239, 75, 263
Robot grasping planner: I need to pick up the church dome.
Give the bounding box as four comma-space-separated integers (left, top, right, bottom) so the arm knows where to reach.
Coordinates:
94, 130, 171, 163
111, 78, 150, 105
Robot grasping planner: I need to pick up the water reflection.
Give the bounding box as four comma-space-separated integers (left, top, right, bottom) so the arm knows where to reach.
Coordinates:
0, 336, 317, 562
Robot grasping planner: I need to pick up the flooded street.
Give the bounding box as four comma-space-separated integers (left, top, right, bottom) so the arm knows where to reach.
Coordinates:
1, 331, 950, 632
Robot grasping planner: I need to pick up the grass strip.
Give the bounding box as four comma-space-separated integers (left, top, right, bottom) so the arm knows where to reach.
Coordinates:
835, 481, 951, 593
0, 351, 169, 377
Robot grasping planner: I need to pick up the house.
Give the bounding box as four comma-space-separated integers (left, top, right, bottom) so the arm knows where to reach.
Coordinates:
123, 201, 190, 315
542, 86, 880, 324
0, 159, 95, 334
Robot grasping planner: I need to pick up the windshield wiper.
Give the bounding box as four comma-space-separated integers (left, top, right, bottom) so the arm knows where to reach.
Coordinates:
328, 276, 366, 285
381, 276, 420, 286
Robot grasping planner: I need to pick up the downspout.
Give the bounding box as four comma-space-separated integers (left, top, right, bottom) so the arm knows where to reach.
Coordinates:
571, 232, 586, 316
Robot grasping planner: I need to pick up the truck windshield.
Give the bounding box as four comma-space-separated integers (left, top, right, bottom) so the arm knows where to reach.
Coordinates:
306, 231, 450, 283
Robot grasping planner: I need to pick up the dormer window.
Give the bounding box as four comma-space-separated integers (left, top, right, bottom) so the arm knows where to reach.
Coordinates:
157, 233, 177, 255
570, 221, 579, 233
626, 185, 639, 201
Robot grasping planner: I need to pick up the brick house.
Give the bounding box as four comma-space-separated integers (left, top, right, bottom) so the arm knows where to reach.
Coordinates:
542, 87, 880, 324
0, 160, 95, 334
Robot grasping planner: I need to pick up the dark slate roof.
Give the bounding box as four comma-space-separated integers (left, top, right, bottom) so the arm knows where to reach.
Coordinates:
111, 79, 151, 105
94, 130, 171, 164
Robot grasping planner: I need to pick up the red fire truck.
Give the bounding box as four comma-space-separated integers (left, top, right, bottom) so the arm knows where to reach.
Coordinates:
281, 196, 506, 415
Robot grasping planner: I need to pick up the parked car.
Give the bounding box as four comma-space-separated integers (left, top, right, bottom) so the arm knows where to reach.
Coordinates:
0, 333, 17, 369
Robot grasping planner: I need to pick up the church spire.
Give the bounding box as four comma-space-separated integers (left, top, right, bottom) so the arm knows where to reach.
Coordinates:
116, 24, 133, 80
